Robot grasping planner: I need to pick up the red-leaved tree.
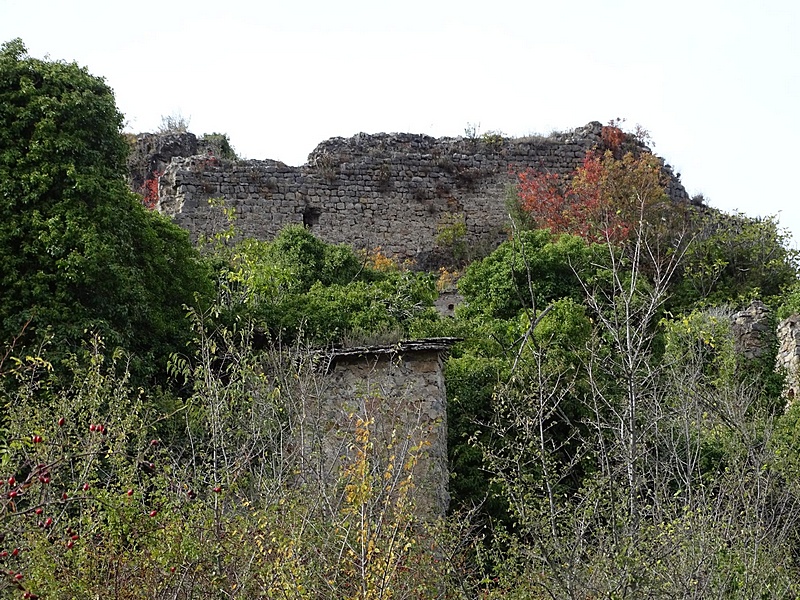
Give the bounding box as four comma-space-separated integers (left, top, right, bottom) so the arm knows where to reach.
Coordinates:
516, 148, 669, 244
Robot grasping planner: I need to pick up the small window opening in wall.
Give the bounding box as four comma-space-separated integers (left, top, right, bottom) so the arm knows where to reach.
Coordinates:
302, 206, 321, 228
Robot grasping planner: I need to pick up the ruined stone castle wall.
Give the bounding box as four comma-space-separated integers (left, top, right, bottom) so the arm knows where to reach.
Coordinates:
146, 123, 690, 267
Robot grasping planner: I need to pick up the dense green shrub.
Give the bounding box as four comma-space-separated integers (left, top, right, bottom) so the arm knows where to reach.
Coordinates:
0, 39, 213, 379
226, 225, 439, 344
457, 229, 603, 321
670, 211, 798, 313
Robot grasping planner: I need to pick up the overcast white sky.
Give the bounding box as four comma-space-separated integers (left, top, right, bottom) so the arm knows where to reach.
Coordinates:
3, 0, 799, 243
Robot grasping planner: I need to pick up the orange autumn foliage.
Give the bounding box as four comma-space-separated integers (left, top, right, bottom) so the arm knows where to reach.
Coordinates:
516, 149, 668, 244
601, 124, 627, 154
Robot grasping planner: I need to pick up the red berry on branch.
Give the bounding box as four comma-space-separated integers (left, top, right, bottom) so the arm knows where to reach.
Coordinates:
83, 483, 90, 491
35, 508, 42, 515
43, 517, 53, 528
58, 417, 65, 427
149, 510, 157, 517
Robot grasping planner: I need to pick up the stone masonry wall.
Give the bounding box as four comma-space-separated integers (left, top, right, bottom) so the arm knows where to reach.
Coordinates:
314, 341, 453, 517
145, 123, 690, 267
732, 302, 800, 404
731, 300, 773, 360
777, 315, 800, 400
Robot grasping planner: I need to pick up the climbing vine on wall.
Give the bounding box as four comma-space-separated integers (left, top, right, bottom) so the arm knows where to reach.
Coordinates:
138, 170, 163, 209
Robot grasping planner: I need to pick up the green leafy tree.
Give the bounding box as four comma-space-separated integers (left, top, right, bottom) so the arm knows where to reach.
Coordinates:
441, 230, 605, 521
477, 224, 800, 599
457, 229, 603, 322
670, 211, 798, 313
226, 226, 438, 344
0, 39, 212, 375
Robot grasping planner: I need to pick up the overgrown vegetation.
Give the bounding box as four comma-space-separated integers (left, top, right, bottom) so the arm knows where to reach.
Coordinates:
0, 39, 213, 384
200, 132, 237, 161
3, 42, 800, 598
